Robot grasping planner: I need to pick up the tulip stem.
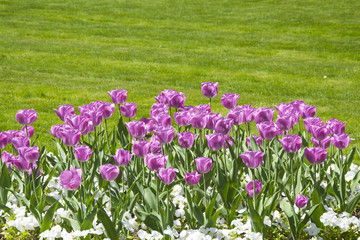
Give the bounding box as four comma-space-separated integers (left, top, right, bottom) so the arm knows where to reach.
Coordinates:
203, 174, 207, 205
247, 123, 251, 137
209, 98, 212, 108
31, 163, 39, 208
252, 168, 256, 211
25, 125, 28, 138
105, 119, 111, 154
156, 173, 159, 210
289, 153, 294, 200
167, 185, 170, 226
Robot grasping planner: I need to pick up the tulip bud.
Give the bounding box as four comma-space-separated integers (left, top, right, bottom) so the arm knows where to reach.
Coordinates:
195, 157, 212, 173
246, 180, 262, 198
113, 149, 133, 166
100, 164, 120, 181
240, 150, 264, 168
201, 82, 219, 98
74, 145, 93, 162
295, 194, 309, 208
15, 109, 38, 125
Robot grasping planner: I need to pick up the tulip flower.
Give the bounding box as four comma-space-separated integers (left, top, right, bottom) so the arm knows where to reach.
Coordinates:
145, 153, 167, 172
325, 118, 345, 135
205, 133, 225, 151
113, 149, 133, 166
237, 105, 256, 123
195, 104, 211, 114
18, 146, 39, 163
201, 82, 219, 98
125, 121, 147, 139
60, 166, 82, 190
152, 113, 172, 127
310, 125, 329, 141
221, 93, 240, 109
300, 104, 316, 118
224, 135, 234, 149
151, 103, 169, 114
303, 117, 322, 133
254, 107, 275, 124
246, 135, 263, 149
190, 113, 208, 129
50, 125, 63, 139
21, 125, 34, 138
120, 102, 137, 119
2, 151, 13, 170
54, 105, 75, 121
12, 156, 31, 172
177, 132, 197, 149
290, 100, 304, 113
184, 171, 201, 186
276, 115, 293, 132
99, 102, 115, 119
174, 111, 192, 126
295, 194, 309, 208
311, 136, 332, 149
157, 167, 175, 184
169, 92, 186, 109
149, 135, 162, 154
12, 136, 30, 150
304, 147, 327, 164
227, 109, 246, 126
74, 145, 93, 162
275, 103, 295, 117
278, 135, 302, 153
240, 150, 264, 168
246, 180, 262, 198
59, 127, 81, 146
332, 133, 354, 149
83, 110, 103, 127
195, 157, 212, 173
179, 105, 196, 113
257, 121, 279, 140
156, 126, 175, 144
139, 118, 157, 133
100, 164, 120, 181
214, 117, 233, 135
159, 89, 178, 105
0, 132, 8, 149
5, 130, 26, 144
15, 109, 38, 125
65, 115, 93, 135
108, 89, 127, 104
206, 113, 222, 130
132, 140, 150, 158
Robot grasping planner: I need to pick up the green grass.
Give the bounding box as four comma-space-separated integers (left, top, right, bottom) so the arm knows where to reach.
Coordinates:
0, 0, 359, 157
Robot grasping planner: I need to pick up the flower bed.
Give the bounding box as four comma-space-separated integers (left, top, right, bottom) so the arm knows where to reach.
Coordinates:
0, 83, 359, 240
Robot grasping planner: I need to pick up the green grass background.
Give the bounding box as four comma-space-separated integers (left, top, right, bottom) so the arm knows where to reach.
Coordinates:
0, 0, 359, 156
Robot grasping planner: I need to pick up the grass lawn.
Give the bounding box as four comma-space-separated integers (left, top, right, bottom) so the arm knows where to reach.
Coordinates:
0, 0, 359, 157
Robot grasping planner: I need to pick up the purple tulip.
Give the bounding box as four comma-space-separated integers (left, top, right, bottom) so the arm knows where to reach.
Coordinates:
132, 140, 150, 158
184, 171, 201, 186
237, 105, 256, 123
310, 125, 329, 141
304, 148, 327, 164
195, 157, 212, 173
177, 132, 197, 149
174, 111, 192, 126
254, 108, 275, 124
240, 151, 264, 168
257, 121, 279, 140
156, 126, 175, 144
83, 110, 103, 127
54, 105, 75, 121
21, 125, 35, 138
0, 132, 8, 149
214, 117, 233, 135
195, 104, 211, 114
2, 151, 13, 170
300, 104, 316, 119
325, 118, 345, 135
149, 135, 162, 154
12, 136, 30, 150
201, 82, 219, 98
275, 103, 295, 117
50, 125, 63, 138
18, 146, 39, 163
169, 92, 186, 109
113, 149, 133, 166
100, 164, 120, 181
28, 163, 41, 177
311, 136, 332, 149
74, 145, 93, 162
108, 89, 127, 104
139, 118, 157, 133
246, 135, 263, 149
246, 180, 262, 198
224, 135, 234, 149
332, 133, 354, 149
160, 89, 178, 105
65, 115, 93, 135
190, 113, 208, 129
15, 109, 38, 125
157, 167, 175, 184
221, 93, 240, 109
12, 156, 31, 172
227, 109, 246, 126
5, 130, 26, 144
120, 103, 137, 119
126, 121, 147, 139
179, 105, 196, 113
145, 153, 167, 172
295, 194, 309, 208
152, 113, 172, 127
290, 100, 304, 113
303, 117, 322, 133
59, 127, 81, 146
60, 166, 82, 190
276, 115, 293, 132
151, 103, 169, 114
205, 133, 225, 151
206, 113, 222, 130
278, 135, 302, 152
99, 102, 115, 119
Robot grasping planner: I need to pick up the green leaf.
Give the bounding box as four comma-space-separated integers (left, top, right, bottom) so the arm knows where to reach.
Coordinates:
135, 210, 162, 232
62, 216, 81, 231
193, 204, 204, 225
205, 194, 217, 219
350, 171, 360, 192
97, 208, 118, 240
55, 141, 67, 162
143, 188, 158, 212
81, 208, 97, 230
345, 191, 360, 214
0, 163, 11, 204
298, 204, 320, 232
310, 190, 325, 228
280, 200, 297, 240
40, 201, 59, 232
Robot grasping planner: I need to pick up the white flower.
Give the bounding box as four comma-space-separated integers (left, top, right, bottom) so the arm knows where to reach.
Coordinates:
303, 222, 320, 236
164, 225, 179, 238
39, 225, 62, 240
217, 229, 231, 239
246, 232, 263, 240
174, 219, 181, 228
141, 222, 147, 230
150, 230, 163, 239
264, 216, 271, 226
122, 211, 138, 232
171, 184, 184, 197
138, 230, 151, 239
345, 171, 356, 182
175, 208, 185, 218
